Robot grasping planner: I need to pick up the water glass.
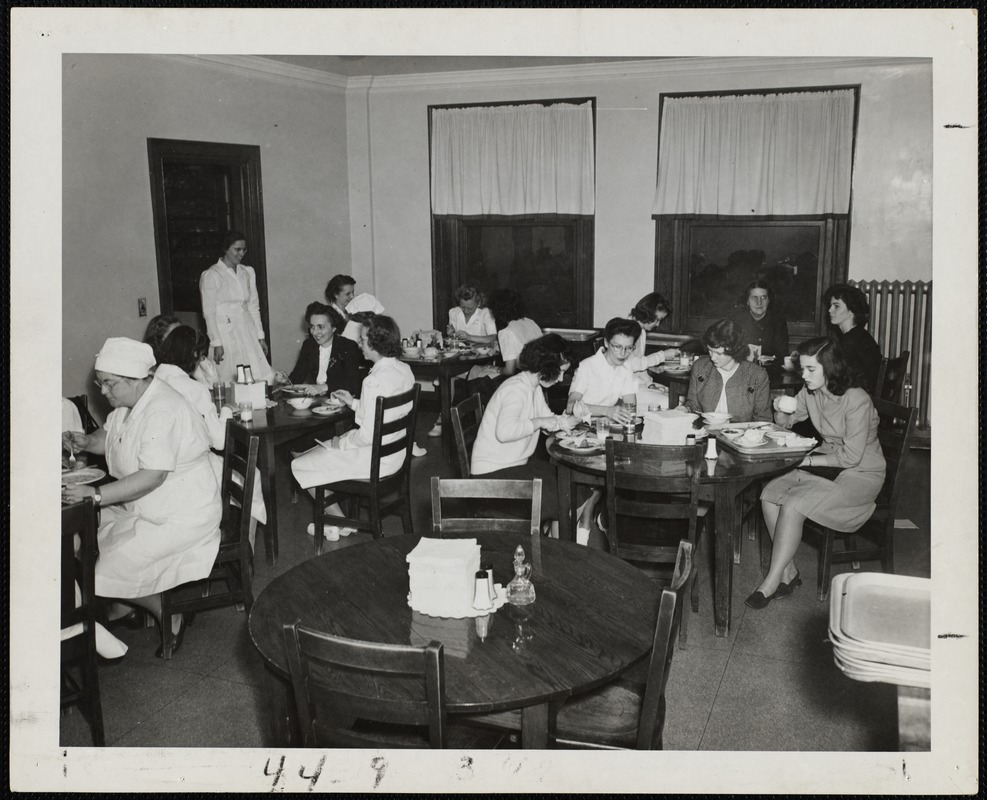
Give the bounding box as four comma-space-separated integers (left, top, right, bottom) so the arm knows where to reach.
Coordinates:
212, 382, 226, 411
623, 395, 637, 416
595, 417, 609, 440
238, 401, 253, 423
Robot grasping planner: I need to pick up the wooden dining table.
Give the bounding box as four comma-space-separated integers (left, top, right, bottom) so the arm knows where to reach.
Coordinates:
248, 531, 660, 748
548, 434, 805, 637
400, 350, 498, 460
648, 363, 804, 409
230, 396, 353, 565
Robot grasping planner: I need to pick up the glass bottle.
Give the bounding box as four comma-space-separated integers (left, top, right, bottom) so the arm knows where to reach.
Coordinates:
506, 545, 535, 606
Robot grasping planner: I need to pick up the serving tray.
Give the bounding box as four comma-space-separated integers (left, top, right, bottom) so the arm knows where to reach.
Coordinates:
710, 422, 816, 456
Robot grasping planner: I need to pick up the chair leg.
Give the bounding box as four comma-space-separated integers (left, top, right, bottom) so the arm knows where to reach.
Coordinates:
314, 487, 325, 557
83, 642, 106, 745
817, 529, 835, 602
159, 592, 175, 660
844, 534, 860, 570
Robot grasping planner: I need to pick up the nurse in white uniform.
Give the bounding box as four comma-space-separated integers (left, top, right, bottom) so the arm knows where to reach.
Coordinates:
62, 338, 221, 657
199, 231, 273, 383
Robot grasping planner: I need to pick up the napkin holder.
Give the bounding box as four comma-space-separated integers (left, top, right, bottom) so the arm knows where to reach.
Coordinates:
407, 537, 480, 618
233, 381, 268, 409
641, 409, 698, 445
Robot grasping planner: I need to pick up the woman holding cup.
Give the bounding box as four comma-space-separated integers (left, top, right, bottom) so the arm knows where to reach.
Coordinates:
747, 337, 886, 609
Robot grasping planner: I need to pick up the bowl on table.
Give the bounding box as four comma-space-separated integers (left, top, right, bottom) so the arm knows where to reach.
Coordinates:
701, 411, 732, 426
286, 396, 315, 410
423, 346, 440, 359
765, 429, 795, 445
403, 346, 420, 358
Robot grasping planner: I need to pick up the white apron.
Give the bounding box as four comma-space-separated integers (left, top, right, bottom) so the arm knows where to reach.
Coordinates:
200, 260, 273, 383
96, 379, 221, 598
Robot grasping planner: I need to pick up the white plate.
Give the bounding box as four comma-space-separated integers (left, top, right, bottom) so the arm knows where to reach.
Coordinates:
734, 437, 769, 448
61, 467, 106, 486
557, 437, 605, 454
840, 573, 931, 651
662, 366, 691, 375
311, 404, 343, 416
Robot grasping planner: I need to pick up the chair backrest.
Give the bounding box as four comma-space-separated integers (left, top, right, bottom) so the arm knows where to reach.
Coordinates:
221, 422, 260, 545
283, 620, 447, 748
871, 398, 918, 519
875, 350, 910, 403
604, 440, 705, 563
636, 539, 693, 749
430, 476, 542, 537
368, 384, 421, 485
62, 498, 99, 633
68, 394, 101, 435
450, 394, 484, 479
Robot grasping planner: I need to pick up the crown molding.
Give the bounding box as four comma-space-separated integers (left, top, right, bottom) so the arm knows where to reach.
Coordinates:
155, 54, 928, 94
155, 54, 348, 91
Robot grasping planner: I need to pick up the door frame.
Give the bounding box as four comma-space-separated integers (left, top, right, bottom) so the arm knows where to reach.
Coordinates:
147, 137, 270, 346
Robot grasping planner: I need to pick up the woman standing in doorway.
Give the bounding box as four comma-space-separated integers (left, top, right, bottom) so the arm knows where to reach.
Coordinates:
199, 231, 273, 383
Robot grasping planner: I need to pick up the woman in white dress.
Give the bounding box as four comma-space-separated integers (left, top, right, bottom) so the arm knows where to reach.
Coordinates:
291, 316, 415, 519
62, 338, 221, 657
199, 231, 273, 383
324, 273, 357, 322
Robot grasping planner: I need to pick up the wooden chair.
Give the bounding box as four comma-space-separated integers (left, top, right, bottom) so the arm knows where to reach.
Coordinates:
283, 620, 448, 748
605, 440, 706, 644
552, 539, 693, 749
808, 399, 918, 601
158, 424, 260, 659
61, 498, 105, 745
67, 394, 101, 434
312, 385, 420, 553
449, 393, 484, 478
430, 477, 542, 537
875, 350, 910, 403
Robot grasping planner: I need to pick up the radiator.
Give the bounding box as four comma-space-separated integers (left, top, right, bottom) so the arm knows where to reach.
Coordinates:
849, 279, 932, 429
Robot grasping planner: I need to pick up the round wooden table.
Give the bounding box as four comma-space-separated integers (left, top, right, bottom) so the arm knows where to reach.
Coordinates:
548, 435, 805, 637
248, 531, 660, 748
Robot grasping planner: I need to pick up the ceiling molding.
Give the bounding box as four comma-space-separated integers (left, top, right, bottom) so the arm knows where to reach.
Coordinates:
155, 54, 348, 91
156, 54, 928, 94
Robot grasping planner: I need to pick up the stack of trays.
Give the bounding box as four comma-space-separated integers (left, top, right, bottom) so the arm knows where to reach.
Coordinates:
829, 573, 930, 689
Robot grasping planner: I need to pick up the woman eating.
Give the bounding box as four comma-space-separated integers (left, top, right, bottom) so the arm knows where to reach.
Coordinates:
729, 279, 790, 360
199, 231, 273, 383
823, 283, 882, 394
61, 337, 221, 657
288, 302, 363, 397
683, 319, 771, 423
486, 288, 543, 377
291, 315, 416, 529
471, 334, 579, 533
629, 291, 672, 359
748, 337, 886, 608
324, 273, 356, 322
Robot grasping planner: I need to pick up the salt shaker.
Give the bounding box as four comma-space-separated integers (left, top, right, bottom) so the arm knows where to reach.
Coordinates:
472, 570, 494, 611
704, 437, 718, 460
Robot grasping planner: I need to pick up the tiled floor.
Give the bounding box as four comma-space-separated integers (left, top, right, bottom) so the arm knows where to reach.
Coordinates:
61, 410, 931, 751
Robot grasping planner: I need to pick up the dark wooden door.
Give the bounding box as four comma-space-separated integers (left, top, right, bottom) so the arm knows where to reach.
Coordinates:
147, 138, 270, 344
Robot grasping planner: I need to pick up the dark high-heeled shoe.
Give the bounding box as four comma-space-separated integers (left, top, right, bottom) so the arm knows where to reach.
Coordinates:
774, 570, 802, 598
155, 614, 188, 659
744, 589, 777, 610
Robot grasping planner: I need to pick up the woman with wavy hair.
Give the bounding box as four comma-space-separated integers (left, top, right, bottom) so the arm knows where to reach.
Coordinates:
748, 336, 885, 609
823, 283, 882, 394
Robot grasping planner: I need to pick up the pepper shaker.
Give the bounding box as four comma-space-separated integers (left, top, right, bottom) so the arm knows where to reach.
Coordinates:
704, 437, 718, 460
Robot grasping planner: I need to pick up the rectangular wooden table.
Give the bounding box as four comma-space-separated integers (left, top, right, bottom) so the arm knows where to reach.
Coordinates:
230, 398, 353, 565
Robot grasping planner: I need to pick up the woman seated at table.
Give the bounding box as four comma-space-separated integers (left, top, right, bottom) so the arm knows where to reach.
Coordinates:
748, 337, 886, 609
471, 334, 579, 533
325, 273, 356, 322
729, 279, 790, 360
291, 315, 416, 505
486, 288, 543, 377
155, 325, 268, 536
683, 319, 771, 422
629, 291, 671, 359
143, 314, 219, 388
447, 284, 497, 346
288, 302, 363, 397
61, 337, 221, 657
823, 283, 882, 394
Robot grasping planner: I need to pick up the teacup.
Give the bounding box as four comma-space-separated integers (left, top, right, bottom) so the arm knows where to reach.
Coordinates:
783, 356, 796, 372
423, 346, 440, 359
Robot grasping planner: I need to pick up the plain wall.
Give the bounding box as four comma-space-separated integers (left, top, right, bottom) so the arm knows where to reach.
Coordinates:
352, 58, 932, 332
62, 55, 351, 418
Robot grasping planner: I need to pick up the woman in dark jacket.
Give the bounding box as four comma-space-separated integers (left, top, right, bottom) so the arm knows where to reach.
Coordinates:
823, 284, 882, 395
684, 319, 771, 422
289, 302, 363, 396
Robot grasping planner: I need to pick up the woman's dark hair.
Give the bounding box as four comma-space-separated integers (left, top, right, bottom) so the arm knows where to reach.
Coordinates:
453, 284, 485, 306
604, 316, 643, 344
220, 230, 246, 253
823, 283, 870, 327
325, 274, 356, 305
487, 289, 527, 331
797, 336, 856, 395
740, 279, 772, 306
348, 310, 377, 328
517, 333, 572, 383
142, 314, 181, 361
304, 301, 344, 331
702, 319, 750, 362
365, 314, 403, 358
630, 292, 671, 325
156, 325, 207, 376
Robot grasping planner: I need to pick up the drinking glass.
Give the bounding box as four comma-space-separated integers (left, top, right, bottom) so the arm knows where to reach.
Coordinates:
238, 401, 253, 423
594, 417, 609, 440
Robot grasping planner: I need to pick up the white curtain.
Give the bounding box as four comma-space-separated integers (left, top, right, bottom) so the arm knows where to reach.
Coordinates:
653, 89, 855, 216
431, 102, 595, 215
